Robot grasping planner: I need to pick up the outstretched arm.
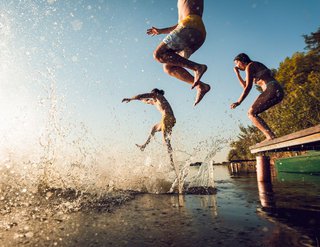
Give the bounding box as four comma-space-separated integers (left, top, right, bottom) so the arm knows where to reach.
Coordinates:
231, 66, 254, 109
141, 98, 156, 105
147, 24, 178, 36
122, 93, 154, 103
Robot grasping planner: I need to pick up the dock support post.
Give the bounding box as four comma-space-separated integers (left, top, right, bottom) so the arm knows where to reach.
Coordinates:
230, 163, 234, 174
256, 155, 271, 182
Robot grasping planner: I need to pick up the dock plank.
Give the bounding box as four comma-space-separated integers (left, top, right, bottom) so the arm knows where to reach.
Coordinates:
250, 124, 320, 154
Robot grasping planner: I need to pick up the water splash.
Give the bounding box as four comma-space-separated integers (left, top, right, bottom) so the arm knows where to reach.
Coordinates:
169, 136, 229, 194
0, 1, 230, 214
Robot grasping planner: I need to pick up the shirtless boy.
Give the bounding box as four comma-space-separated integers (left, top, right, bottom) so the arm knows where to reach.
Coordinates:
122, 88, 176, 152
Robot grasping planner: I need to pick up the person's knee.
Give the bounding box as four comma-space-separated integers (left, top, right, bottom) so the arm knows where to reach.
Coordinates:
247, 108, 257, 120
151, 125, 161, 134
153, 49, 164, 63
163, 64, 174, 75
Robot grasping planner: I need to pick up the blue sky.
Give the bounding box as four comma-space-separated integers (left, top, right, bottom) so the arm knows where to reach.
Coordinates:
0, 0, 319, 162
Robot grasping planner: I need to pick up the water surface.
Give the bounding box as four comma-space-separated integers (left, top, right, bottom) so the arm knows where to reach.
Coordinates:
1, 165, 319, 247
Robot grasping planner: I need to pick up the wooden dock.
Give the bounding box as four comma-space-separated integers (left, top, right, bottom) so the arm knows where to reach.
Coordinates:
250, 124, 320, 154
228, 160, 256, 175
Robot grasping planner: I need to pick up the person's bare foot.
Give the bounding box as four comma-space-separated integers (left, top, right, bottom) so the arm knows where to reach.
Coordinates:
260, 136, 275, 143
193, 83, 211, 107
191, 64, 207, 89
135, 144, 145, 151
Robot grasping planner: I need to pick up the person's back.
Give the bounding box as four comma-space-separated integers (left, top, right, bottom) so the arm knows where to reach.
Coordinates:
154, 94, 175, 117
122, 89, 176, 153
178, 0, 204, 22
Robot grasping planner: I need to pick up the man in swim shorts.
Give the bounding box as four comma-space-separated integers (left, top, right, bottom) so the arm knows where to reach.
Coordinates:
122, 88, 176, 153
147, 0, 210, 106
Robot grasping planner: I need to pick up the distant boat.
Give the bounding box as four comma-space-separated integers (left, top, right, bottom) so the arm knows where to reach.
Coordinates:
276, 151, 320, 175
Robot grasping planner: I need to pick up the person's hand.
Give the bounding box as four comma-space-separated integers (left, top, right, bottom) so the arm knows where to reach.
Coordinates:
233, 66, 240, 74
147, 27, 161, 36
230, 102, 240, 109
122, 98, 131, 103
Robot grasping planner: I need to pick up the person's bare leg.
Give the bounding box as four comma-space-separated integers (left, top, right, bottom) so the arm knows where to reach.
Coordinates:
165, 137, 174, 168
248, 113, 275, 141
163, 64, 193, 83
154, 42, 207, 87
191, 64, 207, 89
249, 87, 283, 141
136, 123, 161, 151
163, 130, 182, 194
163, 64, 211, 106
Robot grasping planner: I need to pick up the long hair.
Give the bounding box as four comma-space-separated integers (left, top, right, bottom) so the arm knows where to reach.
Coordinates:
234, 53, 252, 64
151, 88, 165, 95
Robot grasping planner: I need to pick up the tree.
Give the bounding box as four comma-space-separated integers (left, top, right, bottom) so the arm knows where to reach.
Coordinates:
303, 27, 320, 55
263, 51, 320, 136
227, 125, 262, 161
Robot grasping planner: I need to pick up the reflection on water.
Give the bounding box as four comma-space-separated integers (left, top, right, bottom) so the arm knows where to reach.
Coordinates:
257, 171, 320, 246
257, 182, 276, 208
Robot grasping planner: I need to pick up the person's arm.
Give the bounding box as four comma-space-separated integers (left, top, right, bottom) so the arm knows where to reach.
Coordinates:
233, 67, 246, 88
231, 65, 254, 109
141, 98, 156, 105
147, 24, 178, 36
122, 93, 154, 103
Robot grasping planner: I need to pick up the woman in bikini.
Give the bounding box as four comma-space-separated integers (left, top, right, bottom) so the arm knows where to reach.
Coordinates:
230, 53, 284, 141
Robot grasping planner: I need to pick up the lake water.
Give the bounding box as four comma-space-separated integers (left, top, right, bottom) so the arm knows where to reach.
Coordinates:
1, 165, 319, 247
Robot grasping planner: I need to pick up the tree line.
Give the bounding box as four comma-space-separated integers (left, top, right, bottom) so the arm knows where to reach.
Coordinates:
228, 27, 320, 161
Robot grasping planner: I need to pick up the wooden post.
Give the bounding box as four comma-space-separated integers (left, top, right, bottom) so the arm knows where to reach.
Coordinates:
230, 163, 234, 174
256, 155, 271, 182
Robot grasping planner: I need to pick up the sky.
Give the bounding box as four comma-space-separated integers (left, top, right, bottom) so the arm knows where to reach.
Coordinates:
0, 0, 319, 163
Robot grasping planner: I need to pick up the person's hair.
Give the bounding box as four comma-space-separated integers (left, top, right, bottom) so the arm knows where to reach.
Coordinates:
151, 88, 165, 95
234, 53, 252, 64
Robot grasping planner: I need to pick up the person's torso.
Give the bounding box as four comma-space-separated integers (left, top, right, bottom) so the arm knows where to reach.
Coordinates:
178, 0, 203, 22
177, 0, 206, 37
251, 62, 276, 89
155, 96, 175, 117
